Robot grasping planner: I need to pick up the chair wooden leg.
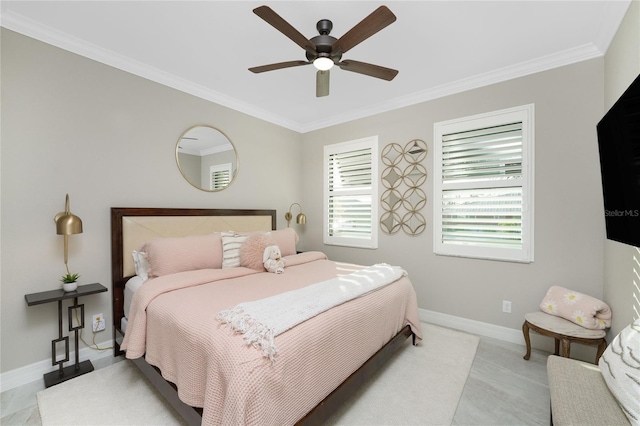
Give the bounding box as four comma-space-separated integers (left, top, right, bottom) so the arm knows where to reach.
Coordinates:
560, 338, 571, 358
554, 338, 560, 356
523, 321, 532, 360
595, 339, 607, 363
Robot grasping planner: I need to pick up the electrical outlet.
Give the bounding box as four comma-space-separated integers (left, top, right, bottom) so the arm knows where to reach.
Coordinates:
92, 313, 106, 332
502, 300, 512, 313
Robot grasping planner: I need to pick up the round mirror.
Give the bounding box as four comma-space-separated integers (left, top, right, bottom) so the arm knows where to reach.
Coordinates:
176, 125, 238, 191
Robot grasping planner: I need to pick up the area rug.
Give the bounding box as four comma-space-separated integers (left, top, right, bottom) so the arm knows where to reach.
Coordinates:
326, 323, 480, 425
37, 323, 479, 425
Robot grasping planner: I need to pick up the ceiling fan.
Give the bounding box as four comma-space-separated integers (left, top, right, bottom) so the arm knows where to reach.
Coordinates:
249, 5, 398, 97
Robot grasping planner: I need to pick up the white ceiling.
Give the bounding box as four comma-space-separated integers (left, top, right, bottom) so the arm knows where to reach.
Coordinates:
0, 1, 631, 133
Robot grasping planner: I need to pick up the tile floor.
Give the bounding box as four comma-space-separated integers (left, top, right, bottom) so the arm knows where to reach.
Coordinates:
452, 336, 550, 425
1, 333, 551, 425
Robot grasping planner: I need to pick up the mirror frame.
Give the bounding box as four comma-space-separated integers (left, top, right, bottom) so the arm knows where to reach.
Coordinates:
175, 125, 239, 192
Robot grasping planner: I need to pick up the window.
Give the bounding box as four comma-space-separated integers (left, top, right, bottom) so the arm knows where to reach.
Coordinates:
324, 136, 379, 249
210, 163, 232, 190
433, 104, 534, 262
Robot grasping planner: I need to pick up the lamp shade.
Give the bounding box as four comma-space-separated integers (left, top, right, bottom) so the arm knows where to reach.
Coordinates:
313, 57, 334, 71
55, 213, 83, 235
296, 213, 306, 225
54, 194, 83, 235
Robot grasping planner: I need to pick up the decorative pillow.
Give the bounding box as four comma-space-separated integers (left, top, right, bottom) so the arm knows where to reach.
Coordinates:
268, 228, 299, 256
599, 319, 640, 426
132, 250, 150, 281
539, 286, 612, 329
240, 233, 274, 271
140, 233, 223, 277
221, 232, 248, 268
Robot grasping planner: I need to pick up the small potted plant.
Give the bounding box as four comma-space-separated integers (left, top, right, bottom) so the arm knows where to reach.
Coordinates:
61, 272, 80, 292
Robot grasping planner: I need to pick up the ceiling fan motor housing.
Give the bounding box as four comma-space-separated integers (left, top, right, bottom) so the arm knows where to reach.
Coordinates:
306, 19, 341, 63
317, 18, 333, 35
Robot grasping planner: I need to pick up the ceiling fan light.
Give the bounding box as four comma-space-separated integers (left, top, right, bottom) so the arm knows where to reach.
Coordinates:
313, 57, 334, 71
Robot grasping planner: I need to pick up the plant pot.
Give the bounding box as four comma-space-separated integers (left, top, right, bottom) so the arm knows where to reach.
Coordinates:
62, 282, 78, 292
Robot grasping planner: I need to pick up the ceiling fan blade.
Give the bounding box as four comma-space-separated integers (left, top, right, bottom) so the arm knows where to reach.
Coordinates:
316, 70, 330, 97
253, 6, 316, 55
337, 60, 398, 81
249, 60, 311, 74
331, 6, 396, 56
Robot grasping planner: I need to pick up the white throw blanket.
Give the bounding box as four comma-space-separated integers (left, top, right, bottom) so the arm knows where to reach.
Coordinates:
216, 263, 407, 361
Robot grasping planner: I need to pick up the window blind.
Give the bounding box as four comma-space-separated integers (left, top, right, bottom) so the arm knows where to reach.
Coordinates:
327, 148, 372, 239
442, 122, 523, 184
441, 187, 523, 249
440, 122, 523, 249
211, 170, 230, 190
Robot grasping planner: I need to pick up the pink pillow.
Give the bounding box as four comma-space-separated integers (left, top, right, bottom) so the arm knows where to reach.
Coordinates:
140, 233, 222, 277
539, 286, 612, 329
240, 233, 274, 271
269, 228, 299, 256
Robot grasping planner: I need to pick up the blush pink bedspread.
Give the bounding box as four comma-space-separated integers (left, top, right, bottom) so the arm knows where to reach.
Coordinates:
121, 252, 422, 425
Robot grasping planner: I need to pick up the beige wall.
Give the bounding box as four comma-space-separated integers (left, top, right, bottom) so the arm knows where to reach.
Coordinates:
301, 59, 606, 343
602, 0, 640, 337
0, 29, 303, 373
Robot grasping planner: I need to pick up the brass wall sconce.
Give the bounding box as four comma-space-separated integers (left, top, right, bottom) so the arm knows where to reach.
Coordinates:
54, 194, 83, 276
285, 203, 306, 227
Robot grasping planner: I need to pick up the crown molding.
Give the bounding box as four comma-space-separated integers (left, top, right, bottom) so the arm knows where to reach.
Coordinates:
592, 0, 632, 54
298, 42, 604, 133
1, 10, 610, 134
0, 11, 305, 133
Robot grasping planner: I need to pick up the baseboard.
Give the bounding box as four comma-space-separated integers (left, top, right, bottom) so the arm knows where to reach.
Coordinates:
419, 308, 525, 345
0, 339, 113, 392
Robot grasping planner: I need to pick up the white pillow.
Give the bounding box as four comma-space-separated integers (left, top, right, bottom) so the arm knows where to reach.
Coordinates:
221, 232, 248, 268
599, 318, 640, 426
132, 250, 149, 281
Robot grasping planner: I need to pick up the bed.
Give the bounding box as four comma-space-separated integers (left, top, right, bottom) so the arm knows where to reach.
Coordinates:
111, 207, 423, 425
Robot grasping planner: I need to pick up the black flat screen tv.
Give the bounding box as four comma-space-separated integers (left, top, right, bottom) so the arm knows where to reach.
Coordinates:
596, 73, 640, 248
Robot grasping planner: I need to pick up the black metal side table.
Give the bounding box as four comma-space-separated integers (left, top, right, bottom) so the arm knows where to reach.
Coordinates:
25, 283, 107, 387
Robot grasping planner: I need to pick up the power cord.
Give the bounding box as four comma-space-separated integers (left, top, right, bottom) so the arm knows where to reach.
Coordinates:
74, 308, 113, 351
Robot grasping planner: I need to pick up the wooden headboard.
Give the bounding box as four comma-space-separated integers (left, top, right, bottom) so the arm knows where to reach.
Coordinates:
110, 207, 276, 352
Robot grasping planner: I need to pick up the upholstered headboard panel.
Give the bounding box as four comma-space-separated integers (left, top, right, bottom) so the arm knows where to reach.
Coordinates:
111, 208, 276, 347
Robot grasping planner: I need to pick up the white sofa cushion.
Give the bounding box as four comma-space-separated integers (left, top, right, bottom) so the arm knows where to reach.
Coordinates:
599, 319, 640, 426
